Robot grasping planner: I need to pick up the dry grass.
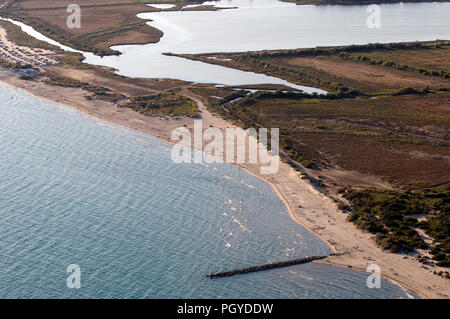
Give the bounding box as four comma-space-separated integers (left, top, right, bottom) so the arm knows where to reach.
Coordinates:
181, 41, 450, 94
2, 0, 162, 55
346, 46, 450, 73
182, 43, 450, 189
283, 56, 449, 94
201, 86, 450, 188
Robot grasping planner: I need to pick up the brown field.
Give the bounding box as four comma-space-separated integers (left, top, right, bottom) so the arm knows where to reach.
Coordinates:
346, 46, 450, 73
216, 92, 450, 188
15, 5, 155, 35
2, 13, 450, 189
2, 0, 163, 55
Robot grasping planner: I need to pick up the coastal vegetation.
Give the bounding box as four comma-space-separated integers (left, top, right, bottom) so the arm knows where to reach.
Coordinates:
119, 90, 199, 117
41, 73, 195, 109
340, 186, 449, 267
187, 42, 450, 190
191, 86, 450, 189
86, 90, 127, 103
4, 17, 448, 192
341, 45, 450, 80
43, 74, 85, 87
188, 86, 250, 122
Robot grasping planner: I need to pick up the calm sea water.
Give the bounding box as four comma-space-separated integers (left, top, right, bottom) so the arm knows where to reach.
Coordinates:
0, 82, 416, 298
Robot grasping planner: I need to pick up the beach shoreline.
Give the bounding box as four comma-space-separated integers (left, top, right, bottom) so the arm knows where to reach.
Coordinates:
1, 73, 448, 299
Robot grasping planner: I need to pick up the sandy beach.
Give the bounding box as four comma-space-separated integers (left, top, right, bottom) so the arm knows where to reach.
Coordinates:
1, 71, 449, 299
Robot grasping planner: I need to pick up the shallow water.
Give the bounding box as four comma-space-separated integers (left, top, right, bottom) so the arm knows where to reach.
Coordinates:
0, 82, 417, 298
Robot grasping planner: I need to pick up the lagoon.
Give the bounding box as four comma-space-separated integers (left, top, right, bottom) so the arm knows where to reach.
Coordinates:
82, 1, 450, 85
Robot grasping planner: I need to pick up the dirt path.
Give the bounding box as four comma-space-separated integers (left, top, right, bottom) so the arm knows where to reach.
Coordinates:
286, 56, 450, 92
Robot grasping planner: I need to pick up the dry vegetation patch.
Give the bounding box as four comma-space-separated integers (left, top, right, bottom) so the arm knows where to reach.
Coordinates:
283, 56, 449, 94
119, 90, 199, 117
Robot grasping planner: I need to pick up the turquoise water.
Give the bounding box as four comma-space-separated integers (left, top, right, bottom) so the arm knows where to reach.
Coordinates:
0, 83, 415, 298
